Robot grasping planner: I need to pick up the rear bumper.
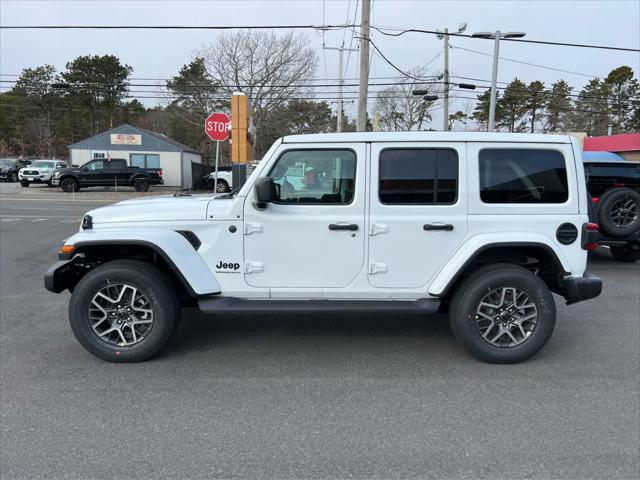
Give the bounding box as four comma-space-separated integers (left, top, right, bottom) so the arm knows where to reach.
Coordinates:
562, 272, 602, 305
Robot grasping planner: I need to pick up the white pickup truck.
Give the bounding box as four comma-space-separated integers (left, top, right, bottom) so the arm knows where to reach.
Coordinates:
45, 132, 602, 363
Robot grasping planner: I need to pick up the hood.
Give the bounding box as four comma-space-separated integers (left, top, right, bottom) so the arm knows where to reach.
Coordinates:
88, 194, 215, 224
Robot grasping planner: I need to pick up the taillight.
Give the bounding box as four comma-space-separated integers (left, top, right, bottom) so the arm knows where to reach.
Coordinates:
592, 197, 599, 204
156, 169, 163, 177
582, 223, 599, 251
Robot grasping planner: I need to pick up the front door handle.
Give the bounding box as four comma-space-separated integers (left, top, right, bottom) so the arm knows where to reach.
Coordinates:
423, 223, 454, 231
329, 223, 359, 231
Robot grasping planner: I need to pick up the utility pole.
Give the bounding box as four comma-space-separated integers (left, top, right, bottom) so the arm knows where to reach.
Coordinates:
472, 30, 526, 132
357, 0, 371, 132
442, 28, 450, 131
324, 44, 357, 132
488, 31, 501, 132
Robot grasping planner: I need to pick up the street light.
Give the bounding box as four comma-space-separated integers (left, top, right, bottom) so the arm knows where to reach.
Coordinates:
471, 31, 526, 131
411, 90, 439, 102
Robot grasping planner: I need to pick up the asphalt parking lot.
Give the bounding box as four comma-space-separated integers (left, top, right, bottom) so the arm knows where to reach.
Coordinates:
1, 182, 638, 479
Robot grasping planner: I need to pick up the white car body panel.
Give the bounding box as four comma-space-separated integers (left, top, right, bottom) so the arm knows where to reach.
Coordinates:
60, 132, 591, 302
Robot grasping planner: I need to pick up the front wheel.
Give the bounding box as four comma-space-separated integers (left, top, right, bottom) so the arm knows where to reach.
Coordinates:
449, 264, 556, 363
10, 172, 18, 183
134, 178, 150, 192
610, 244, 640, 263
20, 180, 29, 187
60, 178, 79, 192
69, 260, 180, 362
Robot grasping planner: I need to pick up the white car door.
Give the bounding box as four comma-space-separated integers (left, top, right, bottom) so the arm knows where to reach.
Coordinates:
243, 144, 367, 289
368, 142, 468, 289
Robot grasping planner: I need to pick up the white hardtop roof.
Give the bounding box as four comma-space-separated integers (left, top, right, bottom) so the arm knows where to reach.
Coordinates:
282, 131, 572, 144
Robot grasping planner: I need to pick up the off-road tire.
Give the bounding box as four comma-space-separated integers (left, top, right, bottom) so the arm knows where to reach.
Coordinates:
134, 178, 150, 192
449, 264, 556, 364
216, 179, 230, 193
20, 180, 29, 187
60, 178, 79, 192
69, 260, 180, 362
610, 244, 640, 263
597, 188, 640, 237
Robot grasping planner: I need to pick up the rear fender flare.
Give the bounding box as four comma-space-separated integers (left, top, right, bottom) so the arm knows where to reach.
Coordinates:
428, 235, 572, 297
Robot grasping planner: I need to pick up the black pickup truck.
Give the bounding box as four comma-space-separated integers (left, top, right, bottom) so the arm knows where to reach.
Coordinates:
584, 159, 640, 262
52, 158, 163, 192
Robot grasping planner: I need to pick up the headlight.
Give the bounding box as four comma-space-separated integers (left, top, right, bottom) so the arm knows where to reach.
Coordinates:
53, 171, 61, 178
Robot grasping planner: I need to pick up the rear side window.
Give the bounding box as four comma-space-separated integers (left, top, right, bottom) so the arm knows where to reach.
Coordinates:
479, 149, 568, 204
379, 148, 458, 204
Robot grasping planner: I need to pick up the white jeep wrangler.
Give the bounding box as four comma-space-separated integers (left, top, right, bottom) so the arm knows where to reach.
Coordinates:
45, 132, 602, 363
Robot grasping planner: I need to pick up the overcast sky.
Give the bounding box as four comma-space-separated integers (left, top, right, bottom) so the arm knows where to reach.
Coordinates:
1, 0, 639, 127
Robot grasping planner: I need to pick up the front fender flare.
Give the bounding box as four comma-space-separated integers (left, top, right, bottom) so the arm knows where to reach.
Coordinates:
53, 228, 221, 296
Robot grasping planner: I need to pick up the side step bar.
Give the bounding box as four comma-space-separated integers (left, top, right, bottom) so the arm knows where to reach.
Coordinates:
198, 297, 441, 314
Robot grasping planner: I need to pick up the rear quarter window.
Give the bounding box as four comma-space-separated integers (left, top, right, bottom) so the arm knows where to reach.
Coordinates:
479, 149, 568, 204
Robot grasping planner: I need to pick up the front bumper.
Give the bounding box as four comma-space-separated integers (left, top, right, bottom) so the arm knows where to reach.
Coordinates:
562, 272, 602, 305
51, 178, 60, 186
44, 258, 81, 293
19, 174, 51, 184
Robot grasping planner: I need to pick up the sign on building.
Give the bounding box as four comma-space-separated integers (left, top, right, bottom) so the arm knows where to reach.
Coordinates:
110, 134, 142, 145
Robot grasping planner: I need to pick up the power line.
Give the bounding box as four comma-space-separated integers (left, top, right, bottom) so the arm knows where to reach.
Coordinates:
2, 22, 637, 52
370, 25, 640, 52
0, 23, 356, 31
451, 45, 600, 78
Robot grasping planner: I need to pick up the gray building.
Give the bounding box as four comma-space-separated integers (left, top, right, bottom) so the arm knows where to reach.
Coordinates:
68, 124, 202, 188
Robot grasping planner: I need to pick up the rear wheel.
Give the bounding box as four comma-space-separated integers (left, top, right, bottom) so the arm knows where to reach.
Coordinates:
449, 264, 556, 363
10, 172, 18, 183
216, 179, 230, 193
610, 243, 640, 263
69, 260, 180, 362
597, 188, 640, 237
134, 178, 150, 192
60, 178, 79, 192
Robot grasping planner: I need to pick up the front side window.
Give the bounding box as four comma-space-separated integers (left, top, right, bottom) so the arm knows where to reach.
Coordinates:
268, 149, 356, 204
379, 148, 458, 204
479, 149, 568, 204
86, 161, 104, 171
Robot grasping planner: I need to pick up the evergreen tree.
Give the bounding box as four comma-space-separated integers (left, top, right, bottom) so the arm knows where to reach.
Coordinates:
545, 80, 572, 132
526, 80, 546, 133
498, 78, 528, 132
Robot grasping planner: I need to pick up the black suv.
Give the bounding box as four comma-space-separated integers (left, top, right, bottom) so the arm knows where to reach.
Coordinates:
53, 158, 164, 192
585, 160, 640, 262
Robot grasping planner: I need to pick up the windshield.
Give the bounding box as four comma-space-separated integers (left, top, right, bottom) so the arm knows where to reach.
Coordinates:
0, 159, 16, 167
31, 160, 56, 169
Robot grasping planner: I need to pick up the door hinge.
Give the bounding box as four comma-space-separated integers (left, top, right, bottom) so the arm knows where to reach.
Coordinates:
370, 223, 388, 236
369, 262, 388, 275
244, 222, 263, 235
245, 261, 264, 274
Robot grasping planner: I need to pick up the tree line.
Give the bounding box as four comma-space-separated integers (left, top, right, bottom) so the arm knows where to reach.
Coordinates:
1, 30, 638, 163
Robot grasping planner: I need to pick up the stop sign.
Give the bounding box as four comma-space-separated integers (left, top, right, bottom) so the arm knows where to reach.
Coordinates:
205, 112, 230, 142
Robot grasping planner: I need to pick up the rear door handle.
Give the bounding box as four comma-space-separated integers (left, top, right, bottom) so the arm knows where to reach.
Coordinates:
329, 223, 359, 231
423, 223, 454, 231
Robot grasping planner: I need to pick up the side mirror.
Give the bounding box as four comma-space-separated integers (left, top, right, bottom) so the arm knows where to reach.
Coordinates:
254, 177, 276, 206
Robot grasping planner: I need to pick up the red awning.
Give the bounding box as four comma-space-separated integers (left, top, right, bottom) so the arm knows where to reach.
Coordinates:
583, 133, 640, 152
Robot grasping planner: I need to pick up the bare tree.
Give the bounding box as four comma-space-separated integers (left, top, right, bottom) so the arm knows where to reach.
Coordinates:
374, 73, 438, 131
198, 31, 317, 156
